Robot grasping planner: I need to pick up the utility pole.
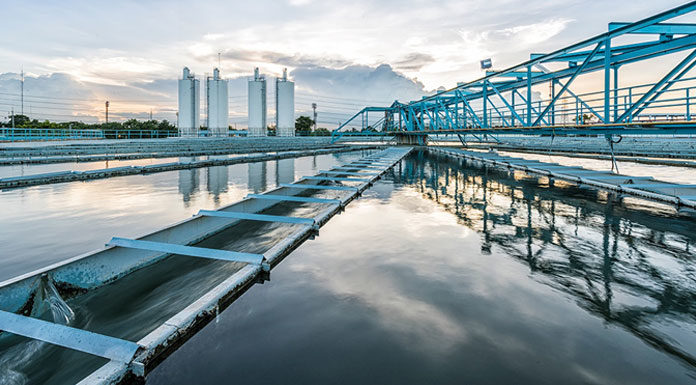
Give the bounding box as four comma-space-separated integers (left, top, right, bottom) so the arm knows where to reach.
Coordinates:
20, 67, 24, 116
11, 109, 14, 128
312, 103, 317, 131
149, 109, 153, 121
105, 101, 109, 123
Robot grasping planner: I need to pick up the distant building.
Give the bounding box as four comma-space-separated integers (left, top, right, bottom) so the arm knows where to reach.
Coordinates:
178, 67, 200, 137
248, 68, 267, 137
275, 68, 295, 137
206, 68, 229, 137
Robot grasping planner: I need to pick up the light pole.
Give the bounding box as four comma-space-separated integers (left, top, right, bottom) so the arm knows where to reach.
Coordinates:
312, 103, 317, 131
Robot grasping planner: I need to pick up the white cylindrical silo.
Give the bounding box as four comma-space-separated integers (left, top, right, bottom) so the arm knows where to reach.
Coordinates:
206, 68, 229, 137
275, 68, 295, 137
248, 68, 267, 137
178, 67, 200, 137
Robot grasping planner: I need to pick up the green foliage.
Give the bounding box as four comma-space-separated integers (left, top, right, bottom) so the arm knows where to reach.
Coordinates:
295, 115, 313, 135
0, 115, 177, 132
267, 125, 277, 136
573, 113, 594, 125
311, 127, 331, 136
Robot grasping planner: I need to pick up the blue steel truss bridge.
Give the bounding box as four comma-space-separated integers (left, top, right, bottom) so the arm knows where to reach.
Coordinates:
332, 2, 696, 145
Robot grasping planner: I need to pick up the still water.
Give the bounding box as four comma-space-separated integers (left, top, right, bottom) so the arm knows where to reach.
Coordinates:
149, 150, 695, 385
2, 149, 696, 384
0, 151, 374, 282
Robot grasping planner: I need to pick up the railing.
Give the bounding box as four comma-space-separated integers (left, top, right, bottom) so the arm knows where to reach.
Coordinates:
450, 76, 696, 129
0, 128, 182, 142
332, 3, 696, 141
0, 129, 255, 142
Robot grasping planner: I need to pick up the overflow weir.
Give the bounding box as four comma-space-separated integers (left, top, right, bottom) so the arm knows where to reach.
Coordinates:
431, 147, 696, 208
0, 146, 378, 190
0, 147, 412, 384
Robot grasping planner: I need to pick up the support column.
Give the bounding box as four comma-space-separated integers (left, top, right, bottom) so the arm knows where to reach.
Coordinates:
483, 81, 488, 128
613, 66, 619, 121
604, 37, 611, 123
526, 66, 532, 126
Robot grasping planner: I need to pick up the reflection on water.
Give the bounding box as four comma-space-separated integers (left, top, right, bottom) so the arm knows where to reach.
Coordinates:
398, 151, 696, 368
0, 151, 374, 282
248, 162, 267, 193
178, 165, 200, 204
149, 149, 696, 385
276, 158, 295, 185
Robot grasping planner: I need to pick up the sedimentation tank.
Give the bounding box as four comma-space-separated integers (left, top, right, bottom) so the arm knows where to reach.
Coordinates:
206, 68, 229, 137
177, 67, 200, 137
248, 68, 267, 137
275, 68, 295, 137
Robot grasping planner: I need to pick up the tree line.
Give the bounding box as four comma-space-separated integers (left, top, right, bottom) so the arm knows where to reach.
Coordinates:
0, 114, 333, 136
1, 114, 177, 131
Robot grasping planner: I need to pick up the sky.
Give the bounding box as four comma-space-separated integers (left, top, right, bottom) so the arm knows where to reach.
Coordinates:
0, 0, 692, 127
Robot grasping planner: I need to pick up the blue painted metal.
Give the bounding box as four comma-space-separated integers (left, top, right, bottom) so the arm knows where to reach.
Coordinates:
619, 183, 696, 188
107, 237, 266, 267
245, 194, 342, 205
197, 210, 315, 226
331, 3, 696, 141
319, 170, 380, 176
279, 183, 358, 191
331, 165, 383, 170
0, 310, 140, 362
303, 176, 372, 182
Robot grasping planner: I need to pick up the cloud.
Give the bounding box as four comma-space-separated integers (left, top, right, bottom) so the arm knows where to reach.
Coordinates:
288, 0, 314, 5
290, 64, 427, 102
487, 18, 575, 46
215, 49, 353, 69
0, 72, 179, 123
0, 62, 427, 126
392, 53, 436, 71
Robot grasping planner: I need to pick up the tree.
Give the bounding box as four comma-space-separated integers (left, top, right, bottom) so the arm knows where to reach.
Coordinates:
312, 127, 330, 136
574, 114, 593, 125
295, 116, 313, 136
8, 114, 30, 127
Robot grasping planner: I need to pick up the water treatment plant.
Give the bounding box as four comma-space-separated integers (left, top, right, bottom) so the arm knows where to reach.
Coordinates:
2, 2, 696, 385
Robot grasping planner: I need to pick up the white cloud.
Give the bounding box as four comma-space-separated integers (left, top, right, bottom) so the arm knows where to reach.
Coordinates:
0, 0, 689, 121
493, 18, 575, 46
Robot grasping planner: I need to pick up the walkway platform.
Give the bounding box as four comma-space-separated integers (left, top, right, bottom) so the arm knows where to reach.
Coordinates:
0, 146, 378, 190
432, 148, 696, 208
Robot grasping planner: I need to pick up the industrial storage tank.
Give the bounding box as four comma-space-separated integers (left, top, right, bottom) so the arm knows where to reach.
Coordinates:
206, 68, 229, 137
248, 68, 267, 137
178, 67, 200, 137
275, 68, 295, 137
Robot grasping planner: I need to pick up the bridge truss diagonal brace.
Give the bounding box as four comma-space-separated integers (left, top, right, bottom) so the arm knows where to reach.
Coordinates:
619, 47, 696, 121
533, 42, 604, 126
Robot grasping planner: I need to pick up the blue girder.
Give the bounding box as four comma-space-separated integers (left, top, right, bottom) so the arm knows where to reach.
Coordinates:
331, 2, 696, 141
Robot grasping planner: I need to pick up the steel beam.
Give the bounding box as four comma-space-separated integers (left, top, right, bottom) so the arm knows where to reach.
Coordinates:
0, 310, 141, 363
279, 183, 358, 191
245, 194, 342, 205
319, 170, 380, 176
107, 237, 266, 267
303, 176, 372, 182
197, 210, 315, 226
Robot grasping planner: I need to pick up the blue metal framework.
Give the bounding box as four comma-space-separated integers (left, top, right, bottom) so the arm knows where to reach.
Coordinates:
332, 3, 696, 143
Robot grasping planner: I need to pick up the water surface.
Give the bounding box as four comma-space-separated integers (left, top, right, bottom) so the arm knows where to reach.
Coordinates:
147, 150, 696, 385
0, 151, 374, 281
